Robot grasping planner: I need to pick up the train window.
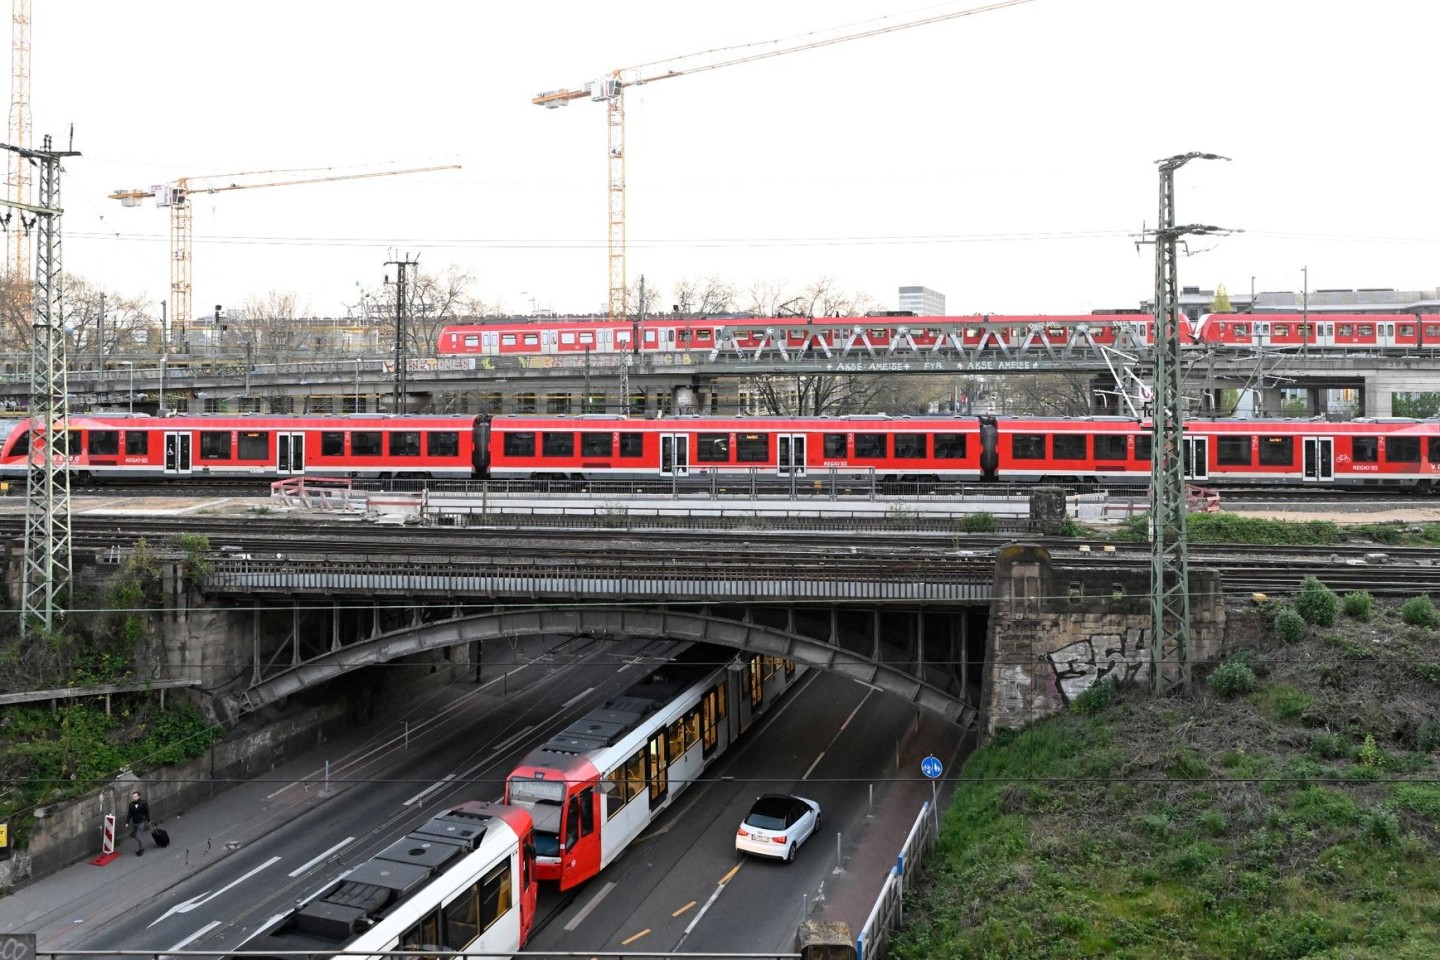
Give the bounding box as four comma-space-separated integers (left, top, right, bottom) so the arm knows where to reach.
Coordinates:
1386, 437, 1420, 463
1359, 325, 1373, 336
1275, 324, 1291, 336
463, 334, 479, 349
541, 432, 574, 457
644, 330, 657, 343
580, 331, 595, 345
581, 432, 613, 457
934, 433, 967, 459
9, 429, 27, 455
1257, 323, 1269, 335
1011, 435, 1045, 460
617, 330, 632, 344
1053, 435, 1087, 460
321, 432, 344, 456
63, 430, 82, 454
428, 432, 460, 457
854, 433, 886, 458
501, 334, 517, 347
619, 432, 643, 457
1352, 437, 1378, 462
894, 434, 926, 459
823, 434, 847, 458
560, 332, 576, 344
199, 431, 232, 460
478, 859, 513, 932
1427, 325, 1440, 339
736, 433, 769, 462
389, 431, 421, 457
1429, 438, 1440, 464
1134, 435, 1152, 461
1338, 325, 1354, 337
88, 430, 119, 456
1401, 324, 1415, 337
523, 333, 539, 347
125, 432, 149, 456
1233, 323, 1249, 336
237, 431, 269, 460
1216, 436, 1251, 465
353, 431, 383, 456
1258, 436, 1293, 466
503, 432, 536, 457
1299, 324, 1312, 339
1095, 435, 1127, 461
697, 433, 730, 462
696, 329, 712, 341
443, 883, 480, 948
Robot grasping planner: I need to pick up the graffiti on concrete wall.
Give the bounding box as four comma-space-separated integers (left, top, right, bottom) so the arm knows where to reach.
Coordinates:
1045, 627, 1149, 703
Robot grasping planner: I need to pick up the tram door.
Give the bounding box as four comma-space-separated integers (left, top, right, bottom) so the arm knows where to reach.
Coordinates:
660, 434, 689, 477
277, 432, 306, 476
1303, 437, 1334, 482
1183, 436, 1209, 481
778, 434, 807, 478
163, 432, 192, 475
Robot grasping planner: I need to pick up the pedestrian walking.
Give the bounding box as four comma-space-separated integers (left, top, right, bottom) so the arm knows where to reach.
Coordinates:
125, 790, 153, 856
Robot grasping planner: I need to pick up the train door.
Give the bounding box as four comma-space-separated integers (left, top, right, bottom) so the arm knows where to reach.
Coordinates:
1183, 436, 1209, 481
163, 431, 192, 475
778, 434, 807, 478
277, 432, 306, 476
660, 434, 689, 477
558, 784, 599, 892
1303, 437, 1334, 482
1378, 322, 1396, 349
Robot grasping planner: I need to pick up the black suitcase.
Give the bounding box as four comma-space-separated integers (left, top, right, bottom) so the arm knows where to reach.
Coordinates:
152, 826, 170, 848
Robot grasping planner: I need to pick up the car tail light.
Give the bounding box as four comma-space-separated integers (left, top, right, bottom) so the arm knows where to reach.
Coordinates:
772, 835, 787, 844
737, 828, 749, 838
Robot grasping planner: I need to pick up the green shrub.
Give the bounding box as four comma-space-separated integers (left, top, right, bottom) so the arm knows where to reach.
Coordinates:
1364, 805, 1400, 845
959, 511, 996, 533
1070, 675, 1115, 715
1209, 661, 1257, 699
1274, 607, 1306, 644
1341, 590, 1374, 620
1307, 731, 1348, 760
1295, 576, 1339, 627
1230, 647, 1271, 679
1401, 595, 1440, 628
1419, 718, 1440, 753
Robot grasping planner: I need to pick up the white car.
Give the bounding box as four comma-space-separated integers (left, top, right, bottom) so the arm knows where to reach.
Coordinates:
735, 793, 822, 862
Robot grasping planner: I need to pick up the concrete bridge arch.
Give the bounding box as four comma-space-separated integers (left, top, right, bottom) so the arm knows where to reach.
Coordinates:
219, 605, 980, 728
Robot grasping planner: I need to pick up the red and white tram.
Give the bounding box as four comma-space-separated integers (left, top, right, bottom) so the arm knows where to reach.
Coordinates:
239, 800, 537, 959
504, 644, 803, 890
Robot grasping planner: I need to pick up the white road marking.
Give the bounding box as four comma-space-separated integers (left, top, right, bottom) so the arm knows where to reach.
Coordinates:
404, 775, 455, 807
288, 837, 355, 877
148, 856, 282, 927
561, 686, 596, 709
564, 880, 616, 932
161, 919, 220, 958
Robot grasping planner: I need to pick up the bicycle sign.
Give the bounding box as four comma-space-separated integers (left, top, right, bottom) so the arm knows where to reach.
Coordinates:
921, 755, 943, 779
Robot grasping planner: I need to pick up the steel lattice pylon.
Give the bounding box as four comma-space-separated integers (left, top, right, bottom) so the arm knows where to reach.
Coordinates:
1148, 151, 1228, 693
5, 134, 80, 635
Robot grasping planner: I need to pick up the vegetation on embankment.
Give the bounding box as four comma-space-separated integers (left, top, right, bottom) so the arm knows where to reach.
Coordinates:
892, 582, 1440, 959
1108, 511, 1440, 548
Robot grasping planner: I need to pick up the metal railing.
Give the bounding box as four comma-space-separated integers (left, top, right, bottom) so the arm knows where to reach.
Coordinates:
855, 801, 941, 960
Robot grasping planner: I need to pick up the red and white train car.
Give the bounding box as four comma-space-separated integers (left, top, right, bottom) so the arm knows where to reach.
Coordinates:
504, 644, 803, 891
1196, 312, 1440, 350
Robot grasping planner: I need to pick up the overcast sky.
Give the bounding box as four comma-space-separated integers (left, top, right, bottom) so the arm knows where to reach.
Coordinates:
22, 0, 1440, 320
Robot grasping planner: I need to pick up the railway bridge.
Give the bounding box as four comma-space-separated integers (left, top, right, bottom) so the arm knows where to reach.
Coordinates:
186, 543, 1227, 736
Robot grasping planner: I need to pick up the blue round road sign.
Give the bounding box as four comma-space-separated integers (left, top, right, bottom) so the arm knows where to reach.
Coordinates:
921, 755, 943, 779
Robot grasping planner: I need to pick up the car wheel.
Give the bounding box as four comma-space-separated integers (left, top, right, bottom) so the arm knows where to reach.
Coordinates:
785, 842, 795, 863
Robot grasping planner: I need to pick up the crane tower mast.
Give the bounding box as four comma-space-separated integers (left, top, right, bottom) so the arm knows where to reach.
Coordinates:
7, 0, 31, 287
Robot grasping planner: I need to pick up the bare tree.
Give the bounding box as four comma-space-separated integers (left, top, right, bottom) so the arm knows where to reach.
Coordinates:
367, 264, 484, 359
238, 291, 313, 366
671, 276, 737, 316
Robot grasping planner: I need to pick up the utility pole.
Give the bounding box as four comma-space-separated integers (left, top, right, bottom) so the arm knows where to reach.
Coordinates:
1147, 151, 1230, 693
386, 254, 418, 412
2, 134, 80, 635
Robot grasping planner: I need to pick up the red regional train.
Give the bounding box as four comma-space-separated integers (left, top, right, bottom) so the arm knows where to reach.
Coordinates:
504, 643, 804, 890
236, 799, 539, 959
434, 312, 1440, 358
3, 412, 1440, 488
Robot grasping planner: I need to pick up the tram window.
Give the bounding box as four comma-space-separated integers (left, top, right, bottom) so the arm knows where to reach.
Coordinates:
352, 431, 382, 456
199, 431, 232, 460
1134, 435, 1152, 461
125, 432, 149, 456
1352, 437, 1378, 462
1095, 435, 1127, 461
88, 430, 119, 456
894, 434, 926, 459
389, 431, 421, 457
934, 433, 967, 459
1011, 434, 1045, 460
478, 860, 513, 931
320, 432, 344, 456
623, 749, 645, 803
853, 433, 886, 458
503, 432, 536, 457
696, 433, 730, 462
1386, 437, 1420, 463
237, 431, 269, 460
823, 433, 847, 458
1217, 436, 1251, 466
428, 432, 460, 457
541, 432, 574, 457
443, 884, 480, 949
683, 706, 701, 749
667, 718, 685, 762
581, 432, 613, 457
736, 433, 769, 462
619, 432, 643, 457
577, 787, 595, 838
1258, 436, 1293, 466
402, 913, 441, 953
1053, 435, 1087, 460
1429, 438, 1440, 463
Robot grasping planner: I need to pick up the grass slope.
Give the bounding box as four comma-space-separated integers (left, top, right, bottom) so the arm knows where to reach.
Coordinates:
893, 598, 1440, 960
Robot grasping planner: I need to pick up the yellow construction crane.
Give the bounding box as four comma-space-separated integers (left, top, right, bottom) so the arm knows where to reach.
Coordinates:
108, 161, 460, 343
534, 0, 1034, 320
